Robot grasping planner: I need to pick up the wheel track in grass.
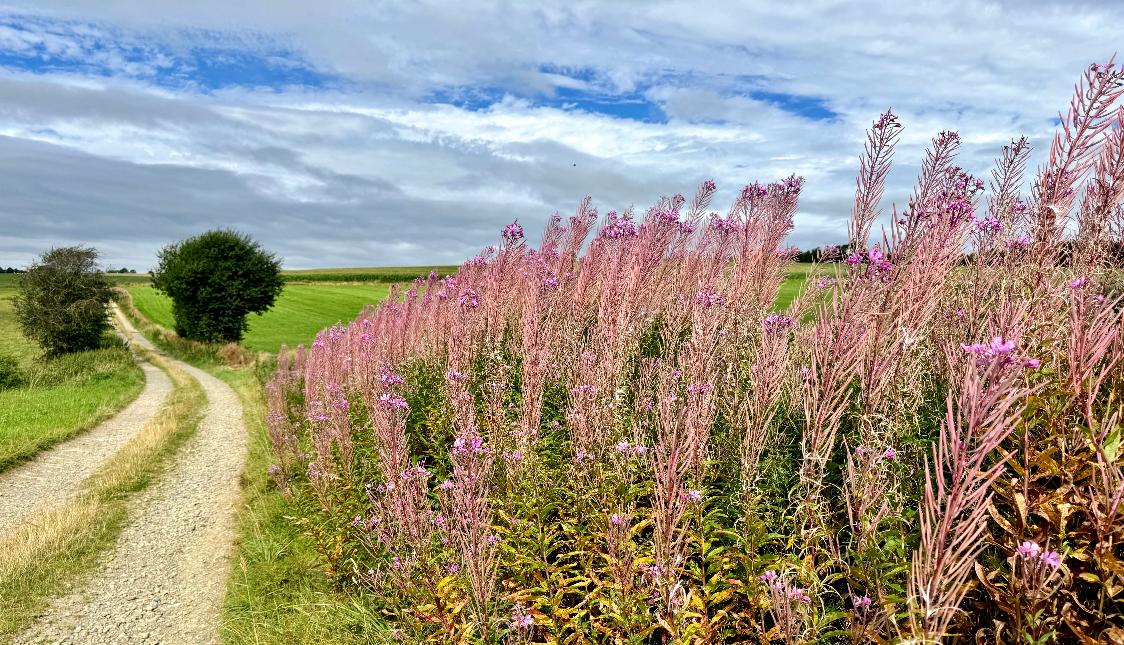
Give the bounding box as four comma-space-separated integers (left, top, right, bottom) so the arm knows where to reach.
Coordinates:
16, 306, 247, 645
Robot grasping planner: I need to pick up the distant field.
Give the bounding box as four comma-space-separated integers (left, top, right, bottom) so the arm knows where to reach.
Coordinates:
279, 265, 458, 283
2, 267, 451, 289
0, 287, 144, 471
0, 273, 149, 288
128, 283, 393, 353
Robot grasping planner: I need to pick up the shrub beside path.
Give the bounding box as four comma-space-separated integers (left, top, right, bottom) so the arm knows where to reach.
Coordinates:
17, 306, 248, 645
0, 360, 172, 538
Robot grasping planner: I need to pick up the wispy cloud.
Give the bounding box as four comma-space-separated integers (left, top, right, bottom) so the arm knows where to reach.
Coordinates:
0, 1, 1119, 269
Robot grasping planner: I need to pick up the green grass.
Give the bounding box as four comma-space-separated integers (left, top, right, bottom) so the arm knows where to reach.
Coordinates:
219, 366, 387, 644
127, 283, 393, 353
0, 291, 145, 472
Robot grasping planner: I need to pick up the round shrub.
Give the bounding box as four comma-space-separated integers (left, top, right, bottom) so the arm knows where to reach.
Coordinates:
0, 354, 23, 389
152, 230, 284, 343
13, 246, 112, 356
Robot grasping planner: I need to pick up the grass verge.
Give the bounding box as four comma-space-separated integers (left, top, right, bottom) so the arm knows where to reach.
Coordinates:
0, 349, 205, 639
217, 366, 387, 644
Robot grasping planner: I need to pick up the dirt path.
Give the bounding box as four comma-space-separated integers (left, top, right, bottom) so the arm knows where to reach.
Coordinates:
17, 306, 247, 645
0, 331, 173, 538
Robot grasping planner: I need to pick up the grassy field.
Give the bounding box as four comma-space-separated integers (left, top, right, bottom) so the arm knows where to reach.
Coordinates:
0, 285, 145, 471
127, 283, 393, 353
0, 273, 150, 288
1, 266, 448, 289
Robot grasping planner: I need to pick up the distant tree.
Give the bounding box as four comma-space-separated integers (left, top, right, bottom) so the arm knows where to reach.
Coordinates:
13, 246, 112, 355
152, 230, 284, 343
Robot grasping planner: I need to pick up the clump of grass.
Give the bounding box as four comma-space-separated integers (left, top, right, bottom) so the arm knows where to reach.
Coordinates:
0, 354, 23, 389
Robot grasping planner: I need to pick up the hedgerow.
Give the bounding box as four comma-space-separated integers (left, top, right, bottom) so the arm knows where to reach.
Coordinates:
266, 62, 1124, 643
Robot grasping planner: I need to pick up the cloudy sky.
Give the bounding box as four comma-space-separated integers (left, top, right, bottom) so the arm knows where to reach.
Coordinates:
0, 1, 1119, 270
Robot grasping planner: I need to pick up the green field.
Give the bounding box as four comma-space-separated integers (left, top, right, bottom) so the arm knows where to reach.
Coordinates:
127, 283, 393, 353
0, 285, 144, 471
280, 265, 457, 283
0, 273, 150, 288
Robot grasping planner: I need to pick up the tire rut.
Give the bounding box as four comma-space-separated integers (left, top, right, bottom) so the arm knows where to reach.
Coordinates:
16, 307, 248, 645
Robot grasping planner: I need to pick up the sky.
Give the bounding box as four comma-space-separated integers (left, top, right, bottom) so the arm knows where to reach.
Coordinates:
0, 1, 1120, 270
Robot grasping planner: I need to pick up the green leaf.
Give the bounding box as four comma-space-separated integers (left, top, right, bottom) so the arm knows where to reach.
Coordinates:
1104, 426, 1121, 462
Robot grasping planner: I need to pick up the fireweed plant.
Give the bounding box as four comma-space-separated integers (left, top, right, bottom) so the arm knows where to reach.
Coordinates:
266, 62, 1124, 643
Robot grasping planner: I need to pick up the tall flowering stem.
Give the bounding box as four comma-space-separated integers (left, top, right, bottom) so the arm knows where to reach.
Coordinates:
908, 356, 1031, 640
1031, 60, 1124, 268
438, 438, 498, 630
849, 110, 902, 250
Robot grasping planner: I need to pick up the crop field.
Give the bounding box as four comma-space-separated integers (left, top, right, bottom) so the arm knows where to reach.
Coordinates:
127, 282, 394, 353
280, 265, 460, 283
0, 284, 144, 471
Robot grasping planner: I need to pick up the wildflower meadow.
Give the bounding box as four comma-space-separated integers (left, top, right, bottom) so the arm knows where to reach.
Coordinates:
265, 61, 1124, 643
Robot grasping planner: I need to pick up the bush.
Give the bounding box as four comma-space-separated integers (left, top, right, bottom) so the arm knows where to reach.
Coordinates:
0, 354, 23, 389
151, 230, 284, 343
13, 246, 112, 356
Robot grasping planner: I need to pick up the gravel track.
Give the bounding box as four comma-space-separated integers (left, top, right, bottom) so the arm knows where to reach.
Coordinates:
0, 359, 172, 538
17, 306, 248, 645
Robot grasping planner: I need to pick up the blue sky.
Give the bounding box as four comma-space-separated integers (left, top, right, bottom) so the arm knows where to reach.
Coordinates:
0, 1, 1119, 269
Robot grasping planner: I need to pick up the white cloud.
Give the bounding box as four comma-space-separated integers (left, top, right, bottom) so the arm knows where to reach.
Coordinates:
0, 0, 1120, 269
